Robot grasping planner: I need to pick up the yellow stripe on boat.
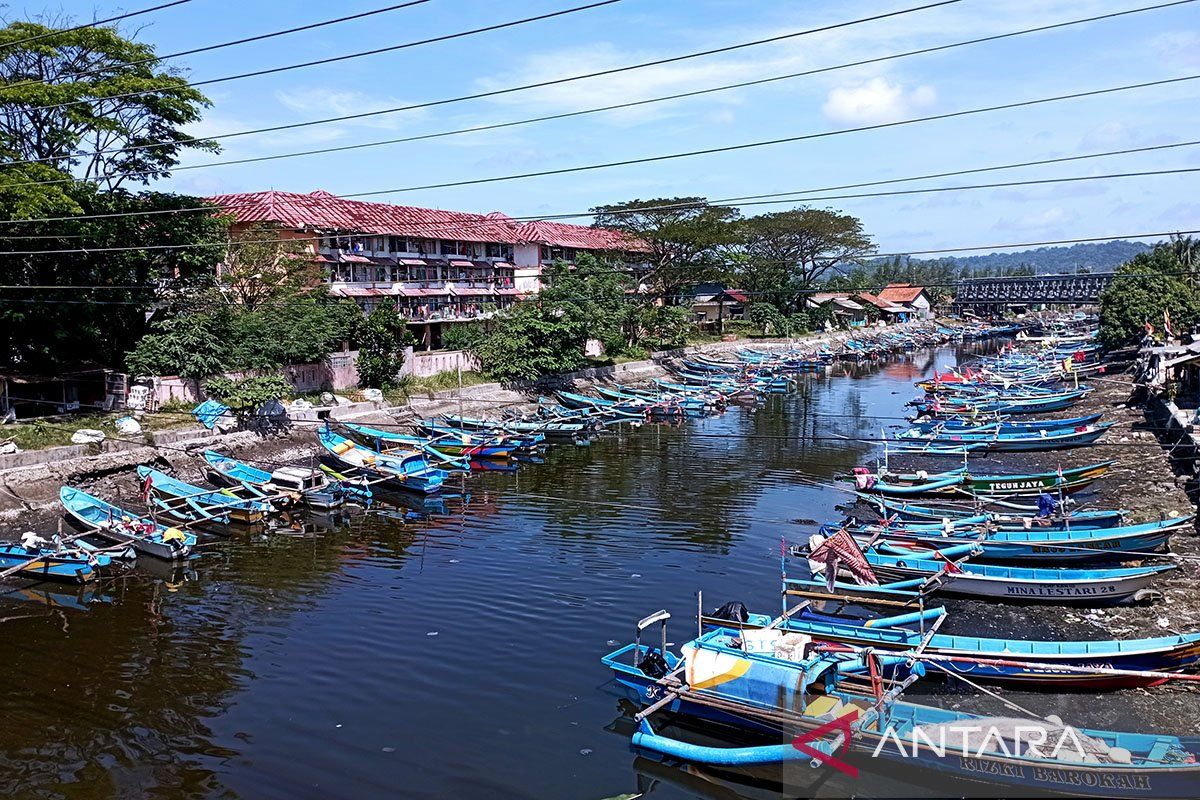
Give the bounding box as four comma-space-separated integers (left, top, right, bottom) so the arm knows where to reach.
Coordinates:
684, 644, 752, 689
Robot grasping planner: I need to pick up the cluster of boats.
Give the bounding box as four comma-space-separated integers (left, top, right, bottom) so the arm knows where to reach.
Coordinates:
603, 323, 1200, 796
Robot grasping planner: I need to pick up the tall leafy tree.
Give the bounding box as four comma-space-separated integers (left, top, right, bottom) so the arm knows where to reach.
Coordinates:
355, 306, 414, 389
1099, 238, 1200, 348
590, 197, 741, 302
0, 20, 218, 188
739, 207, 875, 311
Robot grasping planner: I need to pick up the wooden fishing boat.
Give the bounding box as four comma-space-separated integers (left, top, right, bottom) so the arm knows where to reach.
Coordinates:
853, 461, 1113, 497
910, 413, 1103, 432
894, 422, 1113, 452
0, 541, 112, 583
557, 390, 652, 419
59, 486, 196, 561
850, 516, 1189, 563
203, 450, 368, 509
317, 428, 445, 494
857, 494, 1128, 529
702, 605, 1200, 689
343, 421, 516, 461
439, 413, 595, 443
137, 465, 270, 524
814, 540, 1175, 604
604, 616, 1200, 796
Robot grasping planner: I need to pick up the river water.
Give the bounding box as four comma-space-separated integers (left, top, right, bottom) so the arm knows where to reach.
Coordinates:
0, 342, 1186, 800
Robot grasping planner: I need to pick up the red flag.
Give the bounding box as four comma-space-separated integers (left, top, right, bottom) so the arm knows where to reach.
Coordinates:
933, 550, 963, 574
141, 473, 154, 503
810, 529, 879, 586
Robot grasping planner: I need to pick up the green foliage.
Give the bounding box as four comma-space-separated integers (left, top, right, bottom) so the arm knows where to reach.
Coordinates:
0, 189, 228, 373
355, 306, 415, 389
224, 292, 361, 370
540, 254, 638, 354
747, 301, 787, 336
1098, 238, 1200, 348
0, 20, 217, 189
204, 374, 292, 414
737, 208, 875, 311
472, 298, 591, 381
440, 322, 482, 352
638, 304, 691, 348
126, 308, 228, 379
590, 197, 742, 300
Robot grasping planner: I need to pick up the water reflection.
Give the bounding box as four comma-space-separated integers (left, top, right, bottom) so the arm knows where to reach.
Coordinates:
0, 342, 1058, 800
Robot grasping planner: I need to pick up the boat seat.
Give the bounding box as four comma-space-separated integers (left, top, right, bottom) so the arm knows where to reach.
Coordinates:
333, 441, 355, 455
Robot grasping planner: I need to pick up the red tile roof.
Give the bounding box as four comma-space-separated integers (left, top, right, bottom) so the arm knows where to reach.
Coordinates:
877, 283, 928, 304
208, 190, 639, 251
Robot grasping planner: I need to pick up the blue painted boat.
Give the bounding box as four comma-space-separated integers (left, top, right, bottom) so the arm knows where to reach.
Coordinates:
910, 413, 1103, 432
203, 450, 368, 509
701, 605, 1200, 688
894, 422, 1113, 452
860, 494, 1128, 529
556, 390, 649, 419
137, 465, 270, 524
604, 620, 1200, 795
317, 428, 445, 494
852, 516, 1189, 563
59, 486, 196, 561
340, 422, 501, 465
816, 537, 1175, 604
413, 420, 542, 453
854, 460, 1113, 496
0, 542, 111, 583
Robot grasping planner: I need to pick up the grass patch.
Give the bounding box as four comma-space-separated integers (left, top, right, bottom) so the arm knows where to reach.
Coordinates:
382, 370, 492, 402
3, 414, 117, 450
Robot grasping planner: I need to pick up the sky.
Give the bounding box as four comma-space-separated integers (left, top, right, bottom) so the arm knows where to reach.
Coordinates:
21, 0, 1200, 255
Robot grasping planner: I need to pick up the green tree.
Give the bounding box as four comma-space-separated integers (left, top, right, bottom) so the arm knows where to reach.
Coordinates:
0, 189, 228, 373
0, 20, 218, 188
747, 301, 787, 336
638, 304, 692, 348
539, 254, 636, 353
126, 307, 229, 379
590, 197, 741, 302
355, 306, 414, 389
1099, 238, 1200, 348
738, 208, 875, 312
220, 222, 317, 311
471, 299, 590, 381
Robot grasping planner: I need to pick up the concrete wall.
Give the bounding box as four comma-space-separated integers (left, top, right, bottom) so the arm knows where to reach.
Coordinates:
404, 349, 480, 378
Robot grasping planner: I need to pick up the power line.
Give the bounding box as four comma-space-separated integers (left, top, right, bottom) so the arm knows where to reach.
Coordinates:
3, 163, 1198, 243
0, 1, 431, 94
0, 0, 193, 50
2, 0, 961, 168
340, 75, 1200, 196
17, 0, 1188, 188
2, 135, 1200, 232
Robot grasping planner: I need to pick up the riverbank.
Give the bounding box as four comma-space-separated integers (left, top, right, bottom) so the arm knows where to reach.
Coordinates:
0, 330, 832, 522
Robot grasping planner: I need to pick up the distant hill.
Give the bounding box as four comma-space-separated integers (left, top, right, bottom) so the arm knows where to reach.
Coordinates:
914, 240, 1150, 275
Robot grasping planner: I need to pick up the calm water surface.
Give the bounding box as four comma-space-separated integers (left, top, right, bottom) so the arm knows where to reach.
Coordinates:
1, 343, 1163, 800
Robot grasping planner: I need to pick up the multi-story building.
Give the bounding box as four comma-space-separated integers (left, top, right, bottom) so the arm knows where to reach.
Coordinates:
208, 190, 640, 347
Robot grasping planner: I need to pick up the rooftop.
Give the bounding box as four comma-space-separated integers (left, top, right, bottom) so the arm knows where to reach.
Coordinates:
208, 190, 638, 251
878, 283, 928, 304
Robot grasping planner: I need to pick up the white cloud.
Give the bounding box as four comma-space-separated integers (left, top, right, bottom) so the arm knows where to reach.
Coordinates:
273, 88, 429, 131
822, 78, 936, 125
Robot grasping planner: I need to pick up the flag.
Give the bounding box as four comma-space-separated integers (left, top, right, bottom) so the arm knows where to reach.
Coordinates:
1061, 356, 1073, 374
141, 473, 154, 503
933, 550, 963, 574
1056, 465, 1064, 486
1144, 320, 1155, 336
810, 528, 878, 587
1164, 308, 1174, 338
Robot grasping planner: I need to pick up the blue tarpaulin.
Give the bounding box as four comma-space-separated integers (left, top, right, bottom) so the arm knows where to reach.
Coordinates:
192, 398, 230, 429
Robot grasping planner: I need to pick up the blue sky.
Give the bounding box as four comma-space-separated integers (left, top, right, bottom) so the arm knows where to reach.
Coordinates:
30, 0, 1200, 254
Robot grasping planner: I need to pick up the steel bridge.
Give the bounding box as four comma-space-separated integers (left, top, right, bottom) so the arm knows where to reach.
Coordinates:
953, 273, 1113, 311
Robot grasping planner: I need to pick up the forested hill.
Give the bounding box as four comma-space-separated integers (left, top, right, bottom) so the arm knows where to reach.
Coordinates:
917, 240, 1150, 275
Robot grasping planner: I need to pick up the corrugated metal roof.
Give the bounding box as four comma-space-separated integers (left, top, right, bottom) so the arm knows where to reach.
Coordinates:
208, 190, 640, 250
878, 283, 928, 304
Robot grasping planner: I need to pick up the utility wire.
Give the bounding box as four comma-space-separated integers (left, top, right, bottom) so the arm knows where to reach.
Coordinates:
2, 0, 960, 168
0, 1, 431, 93
17, 0, 1188, 187
0, 0, 192, 51
339, 75, 1200, 196
0, 0, 609, 101
6, 137, 1200, 231
5, 163, 1199, 243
